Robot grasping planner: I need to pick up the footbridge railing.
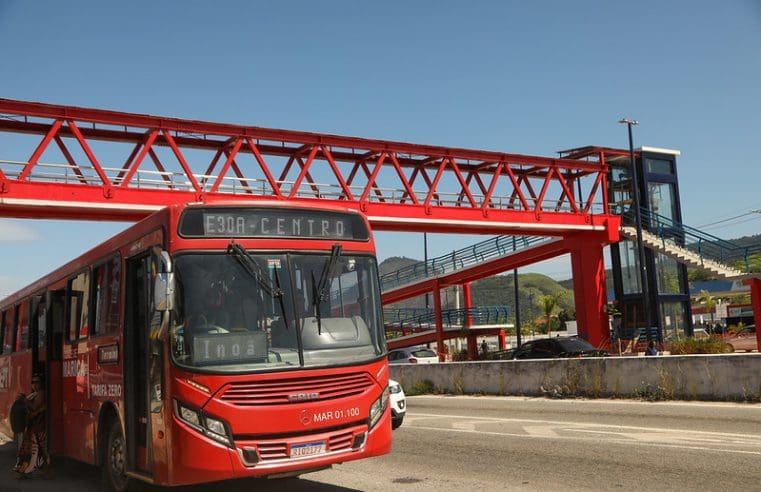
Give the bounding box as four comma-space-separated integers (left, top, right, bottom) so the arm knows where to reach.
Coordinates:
380, 235, 551, 291
632, 208, 761, 274
383, 305, 512, 333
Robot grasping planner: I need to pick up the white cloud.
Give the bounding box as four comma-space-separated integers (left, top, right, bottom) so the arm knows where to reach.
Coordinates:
0, 220, 41, 241
0, 274, 29, 298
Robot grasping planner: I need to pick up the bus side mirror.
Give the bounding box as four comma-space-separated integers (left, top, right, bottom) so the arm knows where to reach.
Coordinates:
154, 272, 175, 312
152, 248, 174, 312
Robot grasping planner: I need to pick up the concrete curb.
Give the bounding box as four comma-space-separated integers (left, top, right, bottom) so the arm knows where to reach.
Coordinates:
390, 353, 761, 401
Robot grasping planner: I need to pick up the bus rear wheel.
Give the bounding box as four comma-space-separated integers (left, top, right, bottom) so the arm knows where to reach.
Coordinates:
103, 420, 133, 492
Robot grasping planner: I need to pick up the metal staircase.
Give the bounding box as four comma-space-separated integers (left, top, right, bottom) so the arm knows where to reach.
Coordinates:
620, 226, 744, 278
621, 208, 760, 279
380, 234, 552, 292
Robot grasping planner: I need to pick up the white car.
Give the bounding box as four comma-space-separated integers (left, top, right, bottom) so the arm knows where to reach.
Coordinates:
389, 379, 406, 429
388, 346, 439, 364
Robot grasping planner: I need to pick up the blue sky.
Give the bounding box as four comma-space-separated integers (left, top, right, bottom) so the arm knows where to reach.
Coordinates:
0, 1, 760, 296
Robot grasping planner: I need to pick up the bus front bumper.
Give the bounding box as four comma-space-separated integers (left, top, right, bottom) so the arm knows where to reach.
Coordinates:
168, 407, 392, 485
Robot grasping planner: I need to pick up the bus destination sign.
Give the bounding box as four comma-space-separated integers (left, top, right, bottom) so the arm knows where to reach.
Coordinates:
180, 208, 369, 241
192, 332, 268, 365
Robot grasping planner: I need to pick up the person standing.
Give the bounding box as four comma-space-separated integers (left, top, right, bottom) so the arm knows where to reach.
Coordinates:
10, 392, 27, 471
15, 374, 50, 478
645, 340, 658, 356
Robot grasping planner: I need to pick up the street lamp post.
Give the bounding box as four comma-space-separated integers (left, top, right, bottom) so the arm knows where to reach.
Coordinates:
424, 232, 430, 309
513, 236, 522, 348
619, 118, 652, 339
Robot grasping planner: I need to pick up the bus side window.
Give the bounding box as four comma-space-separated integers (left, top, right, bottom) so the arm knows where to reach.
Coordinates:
91, 255, 121, 336
49, 290, 66, 360
13, 303, 29, 352
36, 298, 46, 351
15, 303, 29, 352
68, 271, 91, 341
1, 310, 12, 354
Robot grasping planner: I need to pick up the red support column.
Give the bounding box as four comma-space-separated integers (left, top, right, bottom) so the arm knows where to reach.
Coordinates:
463, 282, 477, 360
742, 278, 761, 351
570, 240, 610, 349
498, 329, 506, 350
433, 282, 446, 361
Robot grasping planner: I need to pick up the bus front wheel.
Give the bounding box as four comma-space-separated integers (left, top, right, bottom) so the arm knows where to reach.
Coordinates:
103, 420, 133, 492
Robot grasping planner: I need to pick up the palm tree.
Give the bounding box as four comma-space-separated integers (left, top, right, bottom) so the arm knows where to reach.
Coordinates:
697, 289, 717, 331
538, 293, 562, 336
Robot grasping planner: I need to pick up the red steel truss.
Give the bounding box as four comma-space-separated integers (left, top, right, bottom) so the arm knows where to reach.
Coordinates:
0, 99, 618, 237
0, 98, 620, 349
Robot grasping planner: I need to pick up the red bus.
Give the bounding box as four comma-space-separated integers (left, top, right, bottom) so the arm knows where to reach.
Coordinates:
0, 202, 391, 490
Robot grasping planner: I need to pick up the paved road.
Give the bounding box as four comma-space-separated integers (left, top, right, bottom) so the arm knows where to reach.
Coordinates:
2, 397, 760, 491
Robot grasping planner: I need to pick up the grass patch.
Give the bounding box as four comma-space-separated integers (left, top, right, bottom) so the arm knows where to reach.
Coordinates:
668, 337, 733, 355
406, 379, 436, 396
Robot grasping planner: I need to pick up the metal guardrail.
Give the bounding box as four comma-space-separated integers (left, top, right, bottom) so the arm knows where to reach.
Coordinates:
380, 235, 552, 291
384, 306, 511, 332
630, 208, 761, 273
0, 159, 604, 213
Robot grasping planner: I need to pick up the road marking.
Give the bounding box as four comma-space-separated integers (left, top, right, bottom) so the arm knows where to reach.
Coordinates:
522, 425, 559, 437
452, 420, 485, 431
404, 411, 761, 456
407, 412, 761, 440
406, 424, 761, 456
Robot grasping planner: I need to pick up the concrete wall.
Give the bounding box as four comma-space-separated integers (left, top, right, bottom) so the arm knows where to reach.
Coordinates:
389, 353, 761, 401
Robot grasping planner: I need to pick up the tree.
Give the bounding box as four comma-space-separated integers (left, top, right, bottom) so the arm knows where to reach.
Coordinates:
538, 293, 563, 336
697, 289, 717, 329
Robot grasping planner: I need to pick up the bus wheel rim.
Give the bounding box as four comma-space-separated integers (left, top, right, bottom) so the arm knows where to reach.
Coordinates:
110, 433, 126, 485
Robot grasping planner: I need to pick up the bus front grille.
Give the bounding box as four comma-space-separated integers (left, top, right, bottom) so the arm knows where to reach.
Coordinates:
220, 372, 374, 406
241, 429, 358, 465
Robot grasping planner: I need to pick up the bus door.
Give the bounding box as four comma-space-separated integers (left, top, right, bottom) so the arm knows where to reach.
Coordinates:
29, 296, 43, 375
0, 304, 32, 437
62, 270, 97, 463
46, 290, 66, 455
124, 254, 153, 476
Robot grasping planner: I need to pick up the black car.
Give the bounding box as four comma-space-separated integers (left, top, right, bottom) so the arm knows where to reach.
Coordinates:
512, 336, 607, 359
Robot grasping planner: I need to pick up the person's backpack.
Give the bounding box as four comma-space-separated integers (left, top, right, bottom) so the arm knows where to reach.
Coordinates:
10, 398, 28, 434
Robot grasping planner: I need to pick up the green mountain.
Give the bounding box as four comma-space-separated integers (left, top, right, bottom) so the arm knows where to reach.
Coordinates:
470, 273, 574, 321
379, 256, 419, 276
378, 256, 574, 321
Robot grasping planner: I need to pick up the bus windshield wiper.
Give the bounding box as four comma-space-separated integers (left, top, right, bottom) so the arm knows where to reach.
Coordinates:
227, 241, 280, 297
311, 244, 342, 335
227, 241, 290, 328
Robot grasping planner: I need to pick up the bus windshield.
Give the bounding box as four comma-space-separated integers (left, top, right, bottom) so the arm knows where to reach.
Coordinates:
170, 252, 385, 372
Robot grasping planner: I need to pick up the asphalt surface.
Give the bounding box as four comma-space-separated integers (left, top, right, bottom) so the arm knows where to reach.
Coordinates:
1, 396, 760, 491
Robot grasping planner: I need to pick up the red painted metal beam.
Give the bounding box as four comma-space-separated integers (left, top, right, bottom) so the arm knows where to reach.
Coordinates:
569, 238, 610, 349
742, 278, 761, 352
0, 99, 612, 169
0, 98, 619, 238
381, 238, 572, 305
386, 327, 505, 351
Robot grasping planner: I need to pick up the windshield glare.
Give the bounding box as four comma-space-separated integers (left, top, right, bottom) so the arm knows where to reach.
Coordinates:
170, 252, 384, 372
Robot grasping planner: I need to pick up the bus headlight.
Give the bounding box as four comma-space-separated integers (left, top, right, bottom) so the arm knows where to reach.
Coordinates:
178, 403, 202, 428
174, 400, 233, 448
368, 386, 390, 429
203, 416, 231, 445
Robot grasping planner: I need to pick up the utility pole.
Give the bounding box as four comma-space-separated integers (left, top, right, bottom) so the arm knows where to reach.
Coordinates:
424, 232, 430, 309
619, 118, 652, 338
513, 236, 522, 348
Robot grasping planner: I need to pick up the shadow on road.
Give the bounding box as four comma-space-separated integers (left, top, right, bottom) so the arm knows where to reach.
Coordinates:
0, 436, 359, 491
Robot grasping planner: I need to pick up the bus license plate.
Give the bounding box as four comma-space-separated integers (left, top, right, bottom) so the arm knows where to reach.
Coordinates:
290, 441, 326, 457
